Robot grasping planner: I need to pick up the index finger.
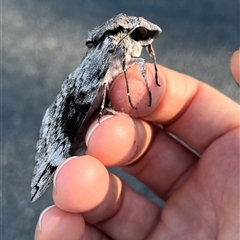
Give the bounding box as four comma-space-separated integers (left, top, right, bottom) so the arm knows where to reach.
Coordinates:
109, 64, 239, 153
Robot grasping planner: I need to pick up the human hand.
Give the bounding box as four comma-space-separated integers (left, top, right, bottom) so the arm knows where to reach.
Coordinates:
35, 50, 240, 240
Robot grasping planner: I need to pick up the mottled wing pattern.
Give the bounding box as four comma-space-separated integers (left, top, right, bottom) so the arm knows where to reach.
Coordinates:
31, 38, 115, 201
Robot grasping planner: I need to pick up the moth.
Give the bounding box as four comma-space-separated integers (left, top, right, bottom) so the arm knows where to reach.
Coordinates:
31, 13, 162, 201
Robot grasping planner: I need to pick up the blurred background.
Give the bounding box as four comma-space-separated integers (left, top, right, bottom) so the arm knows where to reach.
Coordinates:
2, 0, 239, 239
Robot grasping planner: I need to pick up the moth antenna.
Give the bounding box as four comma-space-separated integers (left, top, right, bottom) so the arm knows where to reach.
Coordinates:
115, 27, 136, 49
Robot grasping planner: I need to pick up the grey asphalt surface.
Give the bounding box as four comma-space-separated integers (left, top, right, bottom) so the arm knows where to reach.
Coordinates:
2, 0, 239, 239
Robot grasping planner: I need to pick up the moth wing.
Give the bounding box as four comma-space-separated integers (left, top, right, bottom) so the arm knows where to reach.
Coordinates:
31, 71, 105, 201
31, 37, 114, 202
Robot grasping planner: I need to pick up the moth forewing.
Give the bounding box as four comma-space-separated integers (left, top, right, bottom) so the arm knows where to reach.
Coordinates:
31, 13, 162, 202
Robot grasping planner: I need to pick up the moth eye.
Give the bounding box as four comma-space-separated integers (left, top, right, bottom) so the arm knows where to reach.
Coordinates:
86, 41, 94, 48
131, 27, 149, 41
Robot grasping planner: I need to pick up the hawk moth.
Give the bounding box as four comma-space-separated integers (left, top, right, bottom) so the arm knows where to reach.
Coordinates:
31, 13, 162, 201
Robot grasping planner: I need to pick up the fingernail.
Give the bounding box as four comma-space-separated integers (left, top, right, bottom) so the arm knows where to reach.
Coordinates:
85, 115, 114, 147
37, 205, 55, 231
53, 157, 79, 189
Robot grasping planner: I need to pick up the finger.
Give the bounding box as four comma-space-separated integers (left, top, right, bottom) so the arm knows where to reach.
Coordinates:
109, 64, 164, 118
85, 113, 198, 200
109, 64, 239, 153
85, 113, 153, 166
53, 156, 110, 213
53, 156, 161, 240
230, 49, 240, 85
34, 205, 109, 240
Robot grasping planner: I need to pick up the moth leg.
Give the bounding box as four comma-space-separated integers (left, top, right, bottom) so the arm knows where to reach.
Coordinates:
129, 57, 152, 107
122, 47, 137, 110
97, 68, 113, 123
99, 82, 108, 121
146, 44, 160, 87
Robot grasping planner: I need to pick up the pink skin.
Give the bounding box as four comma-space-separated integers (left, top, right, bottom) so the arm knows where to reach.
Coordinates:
35, 50, 239, 240
230, 49, 240, 85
